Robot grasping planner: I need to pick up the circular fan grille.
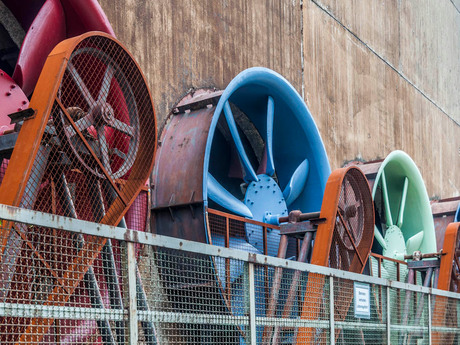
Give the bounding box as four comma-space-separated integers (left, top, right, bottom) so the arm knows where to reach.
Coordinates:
0, 32, 156, 344
329, 168, 374, 272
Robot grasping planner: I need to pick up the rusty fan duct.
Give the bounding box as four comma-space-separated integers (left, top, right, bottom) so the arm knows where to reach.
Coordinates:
0, 32, 156, 343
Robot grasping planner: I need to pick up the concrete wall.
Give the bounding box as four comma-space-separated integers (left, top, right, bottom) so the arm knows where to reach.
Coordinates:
100, 0, 459, 199
99, 0, 302, 132
303, 0, 460, 198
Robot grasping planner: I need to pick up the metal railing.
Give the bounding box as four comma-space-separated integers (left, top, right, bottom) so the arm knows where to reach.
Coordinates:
0, 204, 459, 344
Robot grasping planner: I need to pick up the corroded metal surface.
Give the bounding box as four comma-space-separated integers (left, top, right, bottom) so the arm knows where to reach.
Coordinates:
151, 92, 216, 242
431, 197, 460, 251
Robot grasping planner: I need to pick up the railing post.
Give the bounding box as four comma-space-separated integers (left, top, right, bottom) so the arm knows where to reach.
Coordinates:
387, 286, 391, 344
329, 276, 335, 345
125, 241, 138, 345
428, 293, 432, 345
248, 262, 257, 345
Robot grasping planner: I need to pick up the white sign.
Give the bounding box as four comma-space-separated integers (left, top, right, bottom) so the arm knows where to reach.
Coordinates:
354, 282, 370, 319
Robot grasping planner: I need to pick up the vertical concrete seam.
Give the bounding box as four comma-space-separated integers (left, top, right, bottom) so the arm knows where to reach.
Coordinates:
300, 0, 305, 100
311, 0, 460, 128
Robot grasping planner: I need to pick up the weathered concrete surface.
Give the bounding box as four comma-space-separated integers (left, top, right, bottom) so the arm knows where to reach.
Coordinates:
313, 0, 460, 123
99, 0, 302, 132
98, 0, 459, 198
303, 0, 460, 198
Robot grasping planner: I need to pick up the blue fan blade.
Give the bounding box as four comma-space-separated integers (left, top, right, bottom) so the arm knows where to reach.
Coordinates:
207, 173, 253, 218
266, 96, 275, 176
223, 101, 259, 182
282, 159, 309, 206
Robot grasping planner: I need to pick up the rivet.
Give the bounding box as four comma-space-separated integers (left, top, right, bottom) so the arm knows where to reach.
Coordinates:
272, 190, 275, 193
10, 84, 15, 89
255, 191, 258, 194
22, 100, 27, 105
6, 92, 11, 96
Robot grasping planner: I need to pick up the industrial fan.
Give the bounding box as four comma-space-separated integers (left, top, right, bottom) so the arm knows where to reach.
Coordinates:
2, 0, 115, 98
351, 152, 443, 345
152, 67, 330, 251
152, 67, 331, 343
152, 67, 376, 344
355, 151, 437, 282
266, 166, 374, 345
0, 32, 156, 344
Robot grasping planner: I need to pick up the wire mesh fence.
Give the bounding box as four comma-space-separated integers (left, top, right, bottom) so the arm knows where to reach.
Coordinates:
0, 205, 459, 344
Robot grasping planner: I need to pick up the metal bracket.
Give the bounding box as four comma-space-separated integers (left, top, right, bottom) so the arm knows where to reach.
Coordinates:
173, 90, 223, 114
8, 108, 35, 124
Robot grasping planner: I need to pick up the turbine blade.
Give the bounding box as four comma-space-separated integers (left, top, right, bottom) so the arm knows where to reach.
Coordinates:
265, 96, 275, 176
406, 231, 424, 255
397, 177, 409, 228
223, 101, 259, 182
374, 225, 387, 250
381, 170, 394, 226
207, 173, 253, 218
282, 159, 309, 206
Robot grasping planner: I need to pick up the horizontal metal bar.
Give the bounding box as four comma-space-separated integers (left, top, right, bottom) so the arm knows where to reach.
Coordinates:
431, 326, 460, 333
334, 321, 386, 331
389, 324, 428, 332
255, 317, 330, 328
0, 204, 460, 299
208, 208, 281, 229
0, 302, 125, 321
137, 310, 249, 326
138, 312, 389, 332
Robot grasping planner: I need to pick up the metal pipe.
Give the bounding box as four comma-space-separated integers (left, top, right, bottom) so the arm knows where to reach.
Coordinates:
404, 251, 444, 260
90, 179, 125, 343
406, 268, 434, 344
262, 234, 289, 344
278, 211, 321, 224
102, 179, 157, 345
136, 270, 157, 344
57, 174, 116, 345
272, 231, 314, 344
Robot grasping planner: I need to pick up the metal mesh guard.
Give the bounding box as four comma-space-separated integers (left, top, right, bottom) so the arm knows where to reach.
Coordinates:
0, 33, 156, 344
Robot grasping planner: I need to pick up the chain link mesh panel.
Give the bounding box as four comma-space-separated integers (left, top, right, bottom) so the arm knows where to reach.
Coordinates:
207, 210, 283, 256
0, 33, 155, 345
1, 208, 460, 344
0, 224, 128, 344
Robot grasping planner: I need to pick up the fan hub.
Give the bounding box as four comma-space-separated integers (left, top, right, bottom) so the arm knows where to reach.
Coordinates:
244, 174, 288, 255
382, 225, 407, 261
344, 204, 357, 218
91, 102, 115, 126
244, 174, 287, 223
